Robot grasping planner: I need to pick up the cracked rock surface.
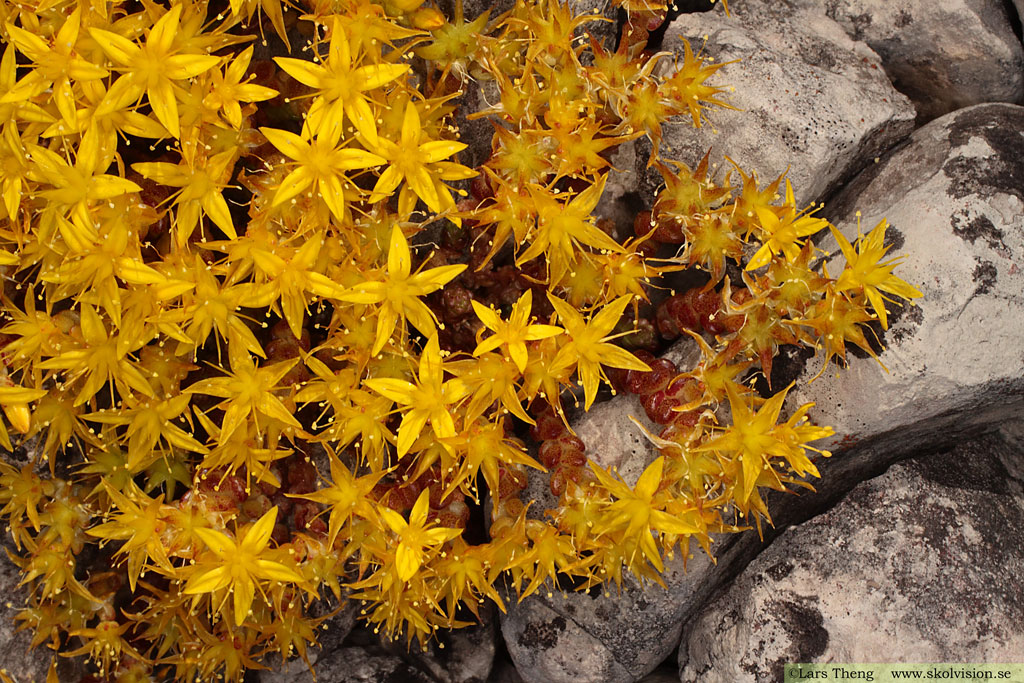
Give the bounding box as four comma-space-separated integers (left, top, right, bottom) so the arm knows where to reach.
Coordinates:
797, 0, 1024, 122
679, 427, 1024, 681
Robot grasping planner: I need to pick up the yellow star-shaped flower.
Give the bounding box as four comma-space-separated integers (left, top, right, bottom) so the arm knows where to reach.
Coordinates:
183, 507, 304, 627
379, 490, 462, 582
471, 289, 562, 372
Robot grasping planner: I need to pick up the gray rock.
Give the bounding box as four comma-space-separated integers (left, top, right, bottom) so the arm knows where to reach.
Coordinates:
596, 139, 645, 236
262, 611, 494, 683
679, 430, 1024, 681
0, 552, 59, 683
787, 103, 1024, 460
500, 550, 717, 683
650, 0, 915, 208
802, 0, 1024, 122
260, 645, 436, 683
667, 101, 1024, 680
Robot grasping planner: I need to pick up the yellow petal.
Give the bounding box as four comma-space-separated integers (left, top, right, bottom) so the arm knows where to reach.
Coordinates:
364, 378, 416, 405
271, 167, 313, 206
165, 54, 221, 80
115, 257, 166, 284
87, 28, 141, 65
254, 559, 303, 583
232, 576, 256, 627
306, 272, 349, 300
387, 225, 411, 277
148, 4, 182, 55
651, 510, 698, 536
370, 164, 404, 202
260, 127, 309, 161
336, 148, 386, 170
546, 293, 583, 331
407, 163, 440, 212
132, 162, 189, 186
90, 175, 142, 199
0, 386, 47, 403
256, 393, 304, 429
182, 565, 230, 594
273, 57, 328, 89
194, 527, 236, 558
524, 324, 563, 341
318, 173, 348, 222
6, 24, 51, 61
1, 403, 29, 434
745, 243, 774, 271
241, 507, 278, 552
589, 295, 633, 338
337, 282, 386, 304
578, 360, 600, 411
227, 46, 254, 82
79, 304, 106, 345
419, 140, 467, 164
395, 543, 422, 582
354, 62, 410, 91
740, 451, 762, 504
400, 100, 420, 148
425, 527, 461, 544
148, 80, 180, 139
597, 343, 652, 372
410, 489, 431, 523
410, 264, 466, 293
346, 96, 379, 147
396, 409, 429, 457
379, 507, 407, 535
200, 191, 236, 238
471, 300, 501, 331
634, 456, 664, 500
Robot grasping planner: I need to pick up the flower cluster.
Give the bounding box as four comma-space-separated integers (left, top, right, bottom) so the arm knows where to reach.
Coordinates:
0, 0, 919, 679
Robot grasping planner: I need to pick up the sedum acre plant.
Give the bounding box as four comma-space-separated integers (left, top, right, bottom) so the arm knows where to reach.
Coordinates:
0, 0, 920, 679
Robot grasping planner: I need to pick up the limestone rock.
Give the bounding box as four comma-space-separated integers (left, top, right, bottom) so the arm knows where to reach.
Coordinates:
500, 550, 717, 683
787, 103, 1024, 459
679, 430, 1024, 681
261, 613, 494, 683
649, 0, 915, 207
259, 646, 436, 683
804, 0, 1024, 121
0, 553, 61, 683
